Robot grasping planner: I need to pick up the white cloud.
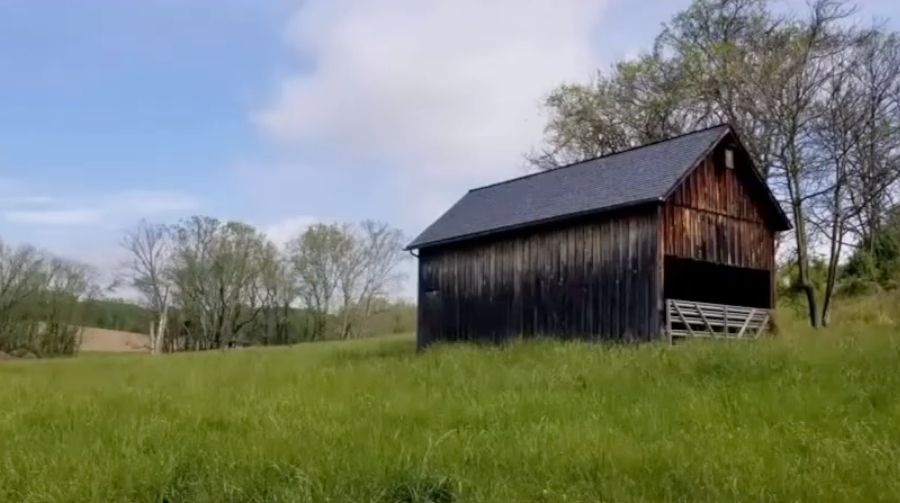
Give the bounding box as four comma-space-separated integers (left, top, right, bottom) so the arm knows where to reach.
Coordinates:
256, 0, 606, 225
108, 190, 200, 214
4, 208, 103, 225
263, 215, 320, 247
1, 190, 200, 227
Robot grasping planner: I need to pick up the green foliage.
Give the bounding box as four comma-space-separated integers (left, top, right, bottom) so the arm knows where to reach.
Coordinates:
67, 296, 416, 347
79, 299, 153, 333
529, 52, 690, 169
0, 320, 80, 357
775, 258, 829, 310
118, 216, 407, 352
0, 242, 94, 356
2, 297, 900, 501
534, 0, 900, 327
845, 207, 900, 288
837, 276, 882, 298
287, 220, 407, 341
339, 299, 417, 339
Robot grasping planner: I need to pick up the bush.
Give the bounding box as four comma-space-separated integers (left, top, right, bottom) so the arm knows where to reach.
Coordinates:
837, 276, 883, 297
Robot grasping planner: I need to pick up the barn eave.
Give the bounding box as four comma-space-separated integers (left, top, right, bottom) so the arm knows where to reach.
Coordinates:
404, 197, 664, 251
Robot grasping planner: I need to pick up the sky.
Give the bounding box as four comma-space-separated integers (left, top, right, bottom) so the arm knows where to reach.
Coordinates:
1, 0, 899, 298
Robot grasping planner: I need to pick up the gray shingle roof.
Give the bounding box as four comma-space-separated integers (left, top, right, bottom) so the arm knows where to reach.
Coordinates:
407, 125, 748, 249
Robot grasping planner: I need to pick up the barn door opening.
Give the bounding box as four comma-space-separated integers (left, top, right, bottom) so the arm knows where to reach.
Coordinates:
663, 256, 772, 339
663, 256, 771, 308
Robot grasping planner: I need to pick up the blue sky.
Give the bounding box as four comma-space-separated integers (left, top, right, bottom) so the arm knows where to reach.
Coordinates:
1, 0, 898, 297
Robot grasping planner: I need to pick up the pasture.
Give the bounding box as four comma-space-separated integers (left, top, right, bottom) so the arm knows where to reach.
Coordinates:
1, 298, 899, 502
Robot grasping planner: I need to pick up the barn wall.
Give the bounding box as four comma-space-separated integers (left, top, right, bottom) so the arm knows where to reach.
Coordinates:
417, 207, 661, 347
662, 143, 776, 271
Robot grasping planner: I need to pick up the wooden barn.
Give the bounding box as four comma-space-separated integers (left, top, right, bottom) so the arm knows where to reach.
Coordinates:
407, 125, 791, 347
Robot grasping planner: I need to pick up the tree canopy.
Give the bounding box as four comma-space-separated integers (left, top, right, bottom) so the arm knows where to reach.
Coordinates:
532, 0, 900, 327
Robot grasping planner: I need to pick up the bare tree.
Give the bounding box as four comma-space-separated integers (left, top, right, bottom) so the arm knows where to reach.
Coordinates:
845, 31, 900, 249
352, 220, 406, 337
810, 41, 866, 325
121, 220, 172, 353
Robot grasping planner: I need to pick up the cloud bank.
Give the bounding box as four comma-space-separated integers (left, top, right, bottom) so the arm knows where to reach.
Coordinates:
256, 0, 606, 224
0, 189, 200, 227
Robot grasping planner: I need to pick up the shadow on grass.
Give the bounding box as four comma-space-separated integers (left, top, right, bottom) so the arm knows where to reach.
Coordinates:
382, 474, 457, 503
327, 336, 417, 365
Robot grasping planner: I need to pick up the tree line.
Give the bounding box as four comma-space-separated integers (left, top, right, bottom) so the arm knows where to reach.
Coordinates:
0, 217, 409, 357
120, 217, 409, 353
0, 242, 95, 356
531, 0, 900, 327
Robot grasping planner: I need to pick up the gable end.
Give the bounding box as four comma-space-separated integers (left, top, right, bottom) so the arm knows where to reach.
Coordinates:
661, 130, 791, 232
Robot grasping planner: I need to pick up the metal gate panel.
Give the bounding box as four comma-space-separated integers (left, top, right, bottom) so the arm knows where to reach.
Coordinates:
665, 299, 770, 341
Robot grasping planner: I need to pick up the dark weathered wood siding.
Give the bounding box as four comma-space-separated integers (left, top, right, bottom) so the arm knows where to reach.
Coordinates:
416, 133, 783, 347
417, 208, 660, 347
662, 142, 775, 271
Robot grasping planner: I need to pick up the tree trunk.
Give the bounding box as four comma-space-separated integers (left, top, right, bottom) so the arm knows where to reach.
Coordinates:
789, 170, 819, 328
821, 181, 845, 328
340, 303, 353, 340
156, 302, 168, 353
821, 230, 841, 327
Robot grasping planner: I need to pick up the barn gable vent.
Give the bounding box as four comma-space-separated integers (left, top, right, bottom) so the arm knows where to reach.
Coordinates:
725, 148, 735, 169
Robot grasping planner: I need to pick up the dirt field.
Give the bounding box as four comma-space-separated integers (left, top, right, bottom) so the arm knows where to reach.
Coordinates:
79, 327, 149, 353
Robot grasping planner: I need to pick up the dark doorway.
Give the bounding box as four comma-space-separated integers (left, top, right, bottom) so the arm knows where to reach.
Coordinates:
664, 256, 771, 308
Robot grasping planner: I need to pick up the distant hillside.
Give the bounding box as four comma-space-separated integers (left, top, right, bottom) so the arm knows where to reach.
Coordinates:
79, 327, 149, 353
79, 299, 153, 334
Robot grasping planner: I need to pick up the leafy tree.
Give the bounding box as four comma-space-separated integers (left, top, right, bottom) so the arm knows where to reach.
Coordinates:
0, 241, 96, 356
168, 217, 272, 349
287, 221, 407, 340
844, 206, 900, 287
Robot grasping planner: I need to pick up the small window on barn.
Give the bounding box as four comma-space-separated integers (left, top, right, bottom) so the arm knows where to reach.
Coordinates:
725, 148, 735, 169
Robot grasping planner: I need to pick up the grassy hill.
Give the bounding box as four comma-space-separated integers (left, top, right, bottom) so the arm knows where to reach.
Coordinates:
79, 327, 150, 352
1, 298, 899, 502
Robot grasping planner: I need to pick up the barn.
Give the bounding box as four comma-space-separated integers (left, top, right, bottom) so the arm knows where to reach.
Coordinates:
407, 125, 791, 347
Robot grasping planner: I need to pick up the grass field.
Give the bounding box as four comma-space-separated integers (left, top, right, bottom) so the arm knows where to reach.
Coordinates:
1, 299, 900, 502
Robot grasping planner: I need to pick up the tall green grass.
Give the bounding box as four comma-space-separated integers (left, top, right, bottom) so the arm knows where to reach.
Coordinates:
1, 299, 900, 502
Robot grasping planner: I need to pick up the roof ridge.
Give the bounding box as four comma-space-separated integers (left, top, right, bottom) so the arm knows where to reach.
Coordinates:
469, 123, 731, 193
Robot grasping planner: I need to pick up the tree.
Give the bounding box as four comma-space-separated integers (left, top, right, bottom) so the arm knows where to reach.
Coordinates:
117, 217, 406, 350
528, 53, 699, 169
287, 221, 406, 340
168, 217, 271, 349
809, 43, 863, 325
352, 220, 407, 337
843, 31, 900, 253
287, 223, 348, 340
120, 220, 172, 353
531, 0, 900, 327
0, 241, 95, 356
257, 241, 296, 345
844, 205, 900, 289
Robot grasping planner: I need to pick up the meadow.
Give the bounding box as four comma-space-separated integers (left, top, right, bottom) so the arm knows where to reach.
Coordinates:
1, 296, 899, 502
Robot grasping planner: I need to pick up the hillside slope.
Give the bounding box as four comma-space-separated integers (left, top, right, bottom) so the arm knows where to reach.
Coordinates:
1, 312, 899, 501
79, 327, 150, 352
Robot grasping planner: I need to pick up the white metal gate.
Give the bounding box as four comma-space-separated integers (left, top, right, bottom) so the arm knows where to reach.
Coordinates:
665, 299, 770, 341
